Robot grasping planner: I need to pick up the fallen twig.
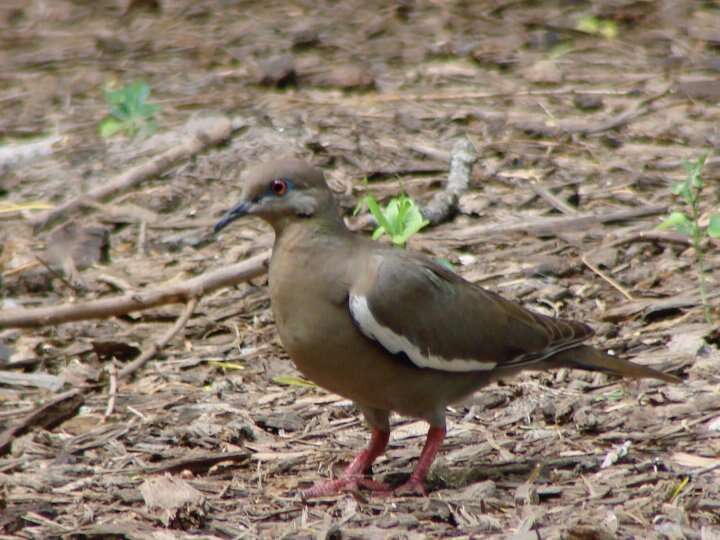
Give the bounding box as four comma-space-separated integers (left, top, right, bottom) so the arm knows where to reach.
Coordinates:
530, 183, 578, 215
0, 388, 84, 456
295, 86, 641, 105
581, 253, 634, 301
0, 256, 254, 454
119, 296, 198, 379
0, 250, 270, 329
603, 230, 693, 248
103, 358, 118, 420
422, 138, 477, 225
0, 134, 65, 173
648, 154, 720, 171
349, 137, 476, 231
426, 204, 668, 246
30, 116, 241, 231
515, 86, 672, 138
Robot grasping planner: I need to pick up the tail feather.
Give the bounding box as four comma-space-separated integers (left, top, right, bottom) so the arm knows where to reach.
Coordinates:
548, 345, 682, 384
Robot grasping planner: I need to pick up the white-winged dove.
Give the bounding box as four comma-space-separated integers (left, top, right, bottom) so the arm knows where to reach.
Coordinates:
214, 158, 680, 497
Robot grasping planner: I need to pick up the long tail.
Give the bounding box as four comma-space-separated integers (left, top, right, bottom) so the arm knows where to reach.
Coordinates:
546, 345, 681, 383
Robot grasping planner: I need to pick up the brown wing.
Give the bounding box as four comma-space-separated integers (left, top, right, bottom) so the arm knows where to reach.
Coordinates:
349, 249, 592, 373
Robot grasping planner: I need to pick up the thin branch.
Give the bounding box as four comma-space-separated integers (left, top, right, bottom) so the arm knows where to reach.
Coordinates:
0, 250, 270, 329
30, 116, 241, 231
349, 137, 476, 231
604, 230, 693, 248
293, 86, 643, 104
0, 134, 65, 173
422, 138, 477, 225
103, 358, 118, 419
529, 184, 578, 215
426, 204, 669, 246
119, 296, 198, 379
0, 388, 84, 456
581, 253, 634, 301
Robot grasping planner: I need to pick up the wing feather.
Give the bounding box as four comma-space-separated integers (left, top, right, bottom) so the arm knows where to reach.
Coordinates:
348, 250, 592, 373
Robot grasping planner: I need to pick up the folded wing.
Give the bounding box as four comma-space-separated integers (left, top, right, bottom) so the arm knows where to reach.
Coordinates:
349, 250, 593, 373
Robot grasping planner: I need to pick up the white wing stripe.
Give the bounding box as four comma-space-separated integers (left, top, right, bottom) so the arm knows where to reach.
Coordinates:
349, 294, 496, 372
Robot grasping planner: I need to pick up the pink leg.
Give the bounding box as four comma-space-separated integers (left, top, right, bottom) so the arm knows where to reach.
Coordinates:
392, 425, 446, 496
302, 428, 390, 498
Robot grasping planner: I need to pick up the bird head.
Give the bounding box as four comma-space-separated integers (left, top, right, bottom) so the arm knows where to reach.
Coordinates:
214, 158, 336, 233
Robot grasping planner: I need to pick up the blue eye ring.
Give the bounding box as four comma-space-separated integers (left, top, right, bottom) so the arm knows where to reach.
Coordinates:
270, 178, 289, 196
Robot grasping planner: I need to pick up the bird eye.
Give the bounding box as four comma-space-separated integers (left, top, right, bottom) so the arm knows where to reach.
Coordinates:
270, 179, 288, 196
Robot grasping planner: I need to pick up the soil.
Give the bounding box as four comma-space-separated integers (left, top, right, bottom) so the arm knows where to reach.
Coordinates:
1, 1, 720, 538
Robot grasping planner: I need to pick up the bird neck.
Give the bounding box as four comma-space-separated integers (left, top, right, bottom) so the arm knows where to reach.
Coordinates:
271, 205, 352, 249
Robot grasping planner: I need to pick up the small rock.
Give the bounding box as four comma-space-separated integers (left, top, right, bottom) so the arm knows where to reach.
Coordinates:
254, 411, 305, 432
573, 406, 599, 432
541, 283, 571, 302
677, 79, 720, 101
525, 255, 573, 277
253, 54, 296, 87
140, 475, 206, 529
514, 483, 539, 506
95, 33, 127, 54
573, 93, 604, 111
311, 64, 375, 90
45, 221, 110, 270
290, 22, 320, 48
591, 247, 618, 269
564, 523, 616, 540
526, 59, 563, 84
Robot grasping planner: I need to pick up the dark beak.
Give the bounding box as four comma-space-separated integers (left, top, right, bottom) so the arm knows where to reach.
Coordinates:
214, 201, 250, 233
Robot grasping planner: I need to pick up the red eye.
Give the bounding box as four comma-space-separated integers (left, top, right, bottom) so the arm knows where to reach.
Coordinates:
270, 179, 288, 196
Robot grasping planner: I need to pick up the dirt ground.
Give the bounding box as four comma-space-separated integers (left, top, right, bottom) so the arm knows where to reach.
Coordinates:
1, 1, 720, 538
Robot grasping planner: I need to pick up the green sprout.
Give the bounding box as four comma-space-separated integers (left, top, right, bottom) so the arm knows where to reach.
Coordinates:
576, 15, 618, 39
357, 192, 429, 247
99, 81, 159, 139
658, 152, 720, 324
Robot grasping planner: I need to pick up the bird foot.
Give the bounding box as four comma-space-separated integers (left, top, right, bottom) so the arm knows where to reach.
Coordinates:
302, 476, 391, 498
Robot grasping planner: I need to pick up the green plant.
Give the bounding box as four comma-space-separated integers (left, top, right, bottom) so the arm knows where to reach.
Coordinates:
99, 81, 159, 138
576, 15, 618, 39
357, 192, 429, 247
658, 152, 720, 323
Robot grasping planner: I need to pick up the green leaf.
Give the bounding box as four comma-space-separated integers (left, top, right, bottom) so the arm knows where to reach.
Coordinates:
683, 153, 708, 191
207, 360, 245, 371
364, 195, 394, 238
671, 179, 694, 206
363, 192, 428, 246
576, 16, 617, 39
707, 214, 720, 238
576, 15, 601, 34
670, 180, 687, 196
99, 117, 125, 138
436, 258, 455, 270
272, 375, 317, 388
139, 103, 159, 118
598, 20, 618, 39
100, 81, 158, 139
658, 211, 692, 235
395, 207, 428, 245
352, 199, 364, 216
383, 198, 402, 237
133, 81, 151, 102
105, 87, 127, 107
